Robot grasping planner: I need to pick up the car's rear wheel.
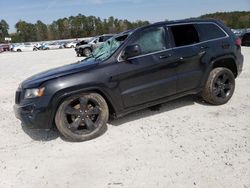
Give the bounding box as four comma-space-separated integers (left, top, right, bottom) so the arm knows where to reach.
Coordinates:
83, 48, 92, 57
201, 67, 235, 105
17, 49, 21, 52
55, 93, 109, 142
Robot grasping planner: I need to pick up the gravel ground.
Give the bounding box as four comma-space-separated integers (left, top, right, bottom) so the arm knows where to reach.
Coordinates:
0, 48, 249, 188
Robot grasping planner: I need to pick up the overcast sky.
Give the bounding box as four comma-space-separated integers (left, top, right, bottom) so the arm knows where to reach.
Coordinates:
1, 0, 250, 32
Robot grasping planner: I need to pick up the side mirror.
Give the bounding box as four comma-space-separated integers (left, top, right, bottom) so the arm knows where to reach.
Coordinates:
122, 44, 141, 60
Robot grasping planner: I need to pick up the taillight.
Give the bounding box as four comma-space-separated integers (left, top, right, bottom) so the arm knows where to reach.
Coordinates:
235, 37, 242, 46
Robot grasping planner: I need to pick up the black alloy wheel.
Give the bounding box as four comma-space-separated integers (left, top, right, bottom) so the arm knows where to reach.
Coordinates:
213, 73, 233, 99
55, 93, 109, 141
202, 67, 235, 105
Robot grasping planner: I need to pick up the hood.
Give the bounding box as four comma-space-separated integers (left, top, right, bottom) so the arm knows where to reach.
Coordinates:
76, 43, 92, 49
76, 41, 88, 46
21, 59, 98, 88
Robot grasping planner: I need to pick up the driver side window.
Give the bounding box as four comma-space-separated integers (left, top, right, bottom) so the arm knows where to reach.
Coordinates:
133, 27, 167, 55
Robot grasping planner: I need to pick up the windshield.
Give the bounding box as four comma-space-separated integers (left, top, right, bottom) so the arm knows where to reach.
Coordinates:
89, 37, 98, 43
84, 34, 130, 62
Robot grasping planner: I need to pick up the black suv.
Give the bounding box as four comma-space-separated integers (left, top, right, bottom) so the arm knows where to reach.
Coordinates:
14, 19, 243, 141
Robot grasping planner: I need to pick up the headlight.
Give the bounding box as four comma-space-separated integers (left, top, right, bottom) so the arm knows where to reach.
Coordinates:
24, 87, 45, 99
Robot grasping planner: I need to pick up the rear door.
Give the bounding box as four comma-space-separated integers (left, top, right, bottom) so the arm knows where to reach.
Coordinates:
169, 24, 205, 93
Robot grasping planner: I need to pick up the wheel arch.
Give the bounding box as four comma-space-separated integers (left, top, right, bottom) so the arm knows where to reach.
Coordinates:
48, 87, 117, 128
200, 55, 238, 89
212, 57, 238, 77
83, 47, 92, 52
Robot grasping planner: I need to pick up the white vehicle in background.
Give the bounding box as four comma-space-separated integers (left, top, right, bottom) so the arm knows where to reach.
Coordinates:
65, 41, 78, 48
42, 42, 64, 50
34, 43, 43, 50
12, 44, 37, 52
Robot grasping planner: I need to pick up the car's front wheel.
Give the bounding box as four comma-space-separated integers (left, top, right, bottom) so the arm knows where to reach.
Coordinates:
83, 48, 92, 57
201, 67, 235, 105
55, 93, 109, 142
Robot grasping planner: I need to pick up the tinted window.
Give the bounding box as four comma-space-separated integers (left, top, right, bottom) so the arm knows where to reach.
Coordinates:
133, 27, 167, 55
197, 23, 226, 41
170, 24, 199, 47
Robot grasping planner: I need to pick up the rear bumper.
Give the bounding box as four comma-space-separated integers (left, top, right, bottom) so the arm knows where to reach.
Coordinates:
237, 53, 244, 76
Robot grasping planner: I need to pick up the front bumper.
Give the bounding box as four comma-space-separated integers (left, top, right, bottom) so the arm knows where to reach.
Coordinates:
14, 100, 53, 130
75, 48, 80, 54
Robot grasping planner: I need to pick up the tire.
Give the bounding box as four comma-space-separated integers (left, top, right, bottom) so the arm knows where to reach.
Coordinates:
83, 48, 92, 57
17, 49, 21, 52
79, 49, 84, 56
201, 67, 235, 105
33, 48, 37, 51
55, 93, 109, 142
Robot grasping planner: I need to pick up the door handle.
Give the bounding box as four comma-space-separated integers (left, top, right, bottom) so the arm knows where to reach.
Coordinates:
159, 54, 172, 59
198, 51, 206, 56
200, 45, 209, 50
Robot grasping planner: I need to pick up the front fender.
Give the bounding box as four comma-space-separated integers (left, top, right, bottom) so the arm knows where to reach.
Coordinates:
46, 83, 118, 128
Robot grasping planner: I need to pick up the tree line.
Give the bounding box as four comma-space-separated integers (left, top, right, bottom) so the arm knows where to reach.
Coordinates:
1, 11, 250, 43
199, 11, 250, 29
0, 14, 149, 43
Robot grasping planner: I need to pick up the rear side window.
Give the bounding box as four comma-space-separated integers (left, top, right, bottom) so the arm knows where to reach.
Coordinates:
170, 24, 199, 47
134, 27, 167, 55
196, 23, 227, 41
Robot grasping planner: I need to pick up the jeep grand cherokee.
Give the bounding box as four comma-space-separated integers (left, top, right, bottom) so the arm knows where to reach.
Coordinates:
14, 19, 243, 141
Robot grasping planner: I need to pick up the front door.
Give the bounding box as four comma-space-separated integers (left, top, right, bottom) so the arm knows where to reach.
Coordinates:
112, 26, 177, 108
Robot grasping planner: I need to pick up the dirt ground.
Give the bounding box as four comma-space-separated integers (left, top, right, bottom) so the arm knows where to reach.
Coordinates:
0, 48, 249, 188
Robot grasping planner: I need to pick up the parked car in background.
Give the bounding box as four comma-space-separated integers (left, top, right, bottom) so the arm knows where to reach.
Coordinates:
14, 19, 243, 142
34, 43, 43, 50
0, 43, 10, 52
240, 32, 250, 46
42, 42, 64, 50
232, 29, 244, 37
12, 44, 37, 52
65, 41, 78, 48
75, 34, 114, 57
75, 39, 89, 47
